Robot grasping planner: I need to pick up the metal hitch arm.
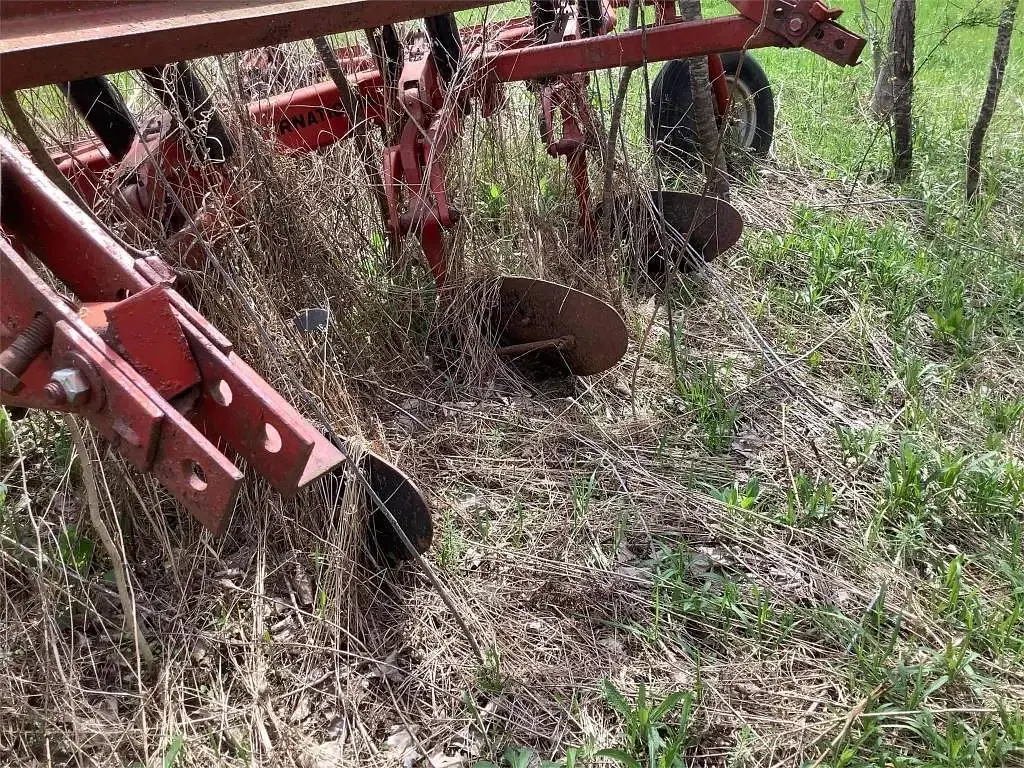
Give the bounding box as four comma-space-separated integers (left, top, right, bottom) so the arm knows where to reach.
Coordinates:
0, 134, 344, 533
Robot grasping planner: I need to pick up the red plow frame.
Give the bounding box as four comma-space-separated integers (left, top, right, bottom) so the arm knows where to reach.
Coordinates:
0, 0, 865, 543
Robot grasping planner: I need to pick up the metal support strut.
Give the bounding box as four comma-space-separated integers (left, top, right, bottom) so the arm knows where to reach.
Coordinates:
0, 134, 345, 533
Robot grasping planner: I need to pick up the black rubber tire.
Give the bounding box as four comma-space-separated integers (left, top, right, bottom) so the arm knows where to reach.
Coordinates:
646, 51, 775, 164
578, 0, 604, 37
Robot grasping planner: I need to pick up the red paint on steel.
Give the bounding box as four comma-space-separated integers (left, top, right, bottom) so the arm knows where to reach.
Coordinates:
180, 313, 328, 495
656, 1, 678, 24
205, 351, 344, 490
103, 286, 202, 401
252, 71, 384, 152
38, 1, 862, 276
0, 0, 492, 92
54, 139, 111, 206
708, 54, 732, 119
2, 143, 146, 301
2, 223, 242, 531
0, 133, 342, 531
729, 0, 864, 63
537, 77, 597, 251
487, 16, 779, 82
3, 237, 174, 471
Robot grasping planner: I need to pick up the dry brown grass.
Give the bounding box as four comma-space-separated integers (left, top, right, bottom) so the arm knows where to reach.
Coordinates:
3, 31, 1024, 768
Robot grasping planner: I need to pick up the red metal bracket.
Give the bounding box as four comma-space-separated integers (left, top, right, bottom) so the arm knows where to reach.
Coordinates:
0, 134, 344, 533
538, 76, 599, 249
31, 1, 864, 311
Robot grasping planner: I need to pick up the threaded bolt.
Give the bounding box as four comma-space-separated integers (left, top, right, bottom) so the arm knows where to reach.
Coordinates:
47, 368, 91, 407
44, 381, 67, 405
0, 314, 54, 393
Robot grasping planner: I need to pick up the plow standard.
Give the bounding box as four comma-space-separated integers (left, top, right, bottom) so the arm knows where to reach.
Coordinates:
0, 0, 864, 551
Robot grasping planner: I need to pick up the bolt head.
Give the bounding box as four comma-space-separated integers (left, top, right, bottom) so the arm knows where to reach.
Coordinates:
50, 367, 91, 407
788, 16, 805, 33
0, 365, 24, 394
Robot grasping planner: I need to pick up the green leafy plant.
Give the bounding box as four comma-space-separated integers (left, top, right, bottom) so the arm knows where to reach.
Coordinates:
571, 470, 598, 522
980, 392, 1024, 436
780, 471, 834, 526
474, 746, 565, 768
476, 644, 504, 693
927, 286, 977, 354
0, 406, 12, 458
481, 180, 506, 220
872, 443, 966, 567
676, 362, 739, 454
836, 425, 884, 466
436, 509, 465, 570
598, 680, 695, 768
56, 526, 96, 574
712, 478, 760, 511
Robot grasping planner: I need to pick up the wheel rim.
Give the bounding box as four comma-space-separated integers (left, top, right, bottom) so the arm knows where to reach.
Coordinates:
725, 75, 758, 150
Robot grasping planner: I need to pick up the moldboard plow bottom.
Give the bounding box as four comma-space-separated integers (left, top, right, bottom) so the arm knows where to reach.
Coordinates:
494, 277, 628, 377
602, 190, 747, 276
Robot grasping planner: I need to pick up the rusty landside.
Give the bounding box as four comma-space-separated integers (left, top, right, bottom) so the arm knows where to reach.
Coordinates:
0, 0, 491, 92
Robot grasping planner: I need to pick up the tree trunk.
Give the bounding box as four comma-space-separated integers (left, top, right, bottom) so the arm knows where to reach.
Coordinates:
889, 0, 915, 181
966, 0, 1020, 200
679, 0, 729, 199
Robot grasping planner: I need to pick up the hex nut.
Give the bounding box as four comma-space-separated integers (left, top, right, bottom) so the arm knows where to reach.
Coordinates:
49, 367, 91, 407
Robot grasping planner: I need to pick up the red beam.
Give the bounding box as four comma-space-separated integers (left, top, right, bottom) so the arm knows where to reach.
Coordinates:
252, 70, 385, 152
487, 16, 781, 82
0, 0, 492, 92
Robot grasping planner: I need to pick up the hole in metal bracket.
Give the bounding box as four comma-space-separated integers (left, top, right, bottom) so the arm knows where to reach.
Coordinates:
262, 423, 282, 454
209, 379, 233, 406
186, 459, 207, 491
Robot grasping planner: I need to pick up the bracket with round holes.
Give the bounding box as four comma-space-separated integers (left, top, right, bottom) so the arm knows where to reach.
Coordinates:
0, 134, 345, 533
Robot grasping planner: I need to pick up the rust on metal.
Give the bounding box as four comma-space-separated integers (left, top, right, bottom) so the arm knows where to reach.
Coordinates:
494, 277, 628, 377
317, 446, 433, 561
362, 451, 433, 560
603, 190, 744, 272
0, 313, 54, 393
0, 0, 491, 92
496, 335, 575, 358
46, 367, 92, 407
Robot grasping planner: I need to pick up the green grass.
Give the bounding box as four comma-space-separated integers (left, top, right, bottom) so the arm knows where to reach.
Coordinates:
752, 0, 1024, 186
